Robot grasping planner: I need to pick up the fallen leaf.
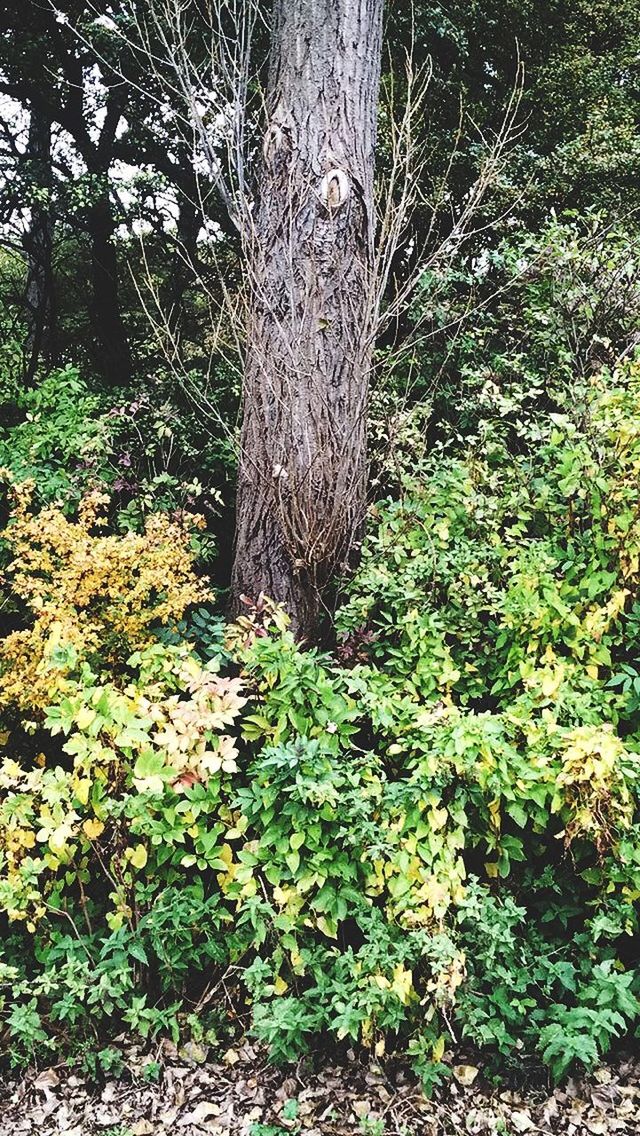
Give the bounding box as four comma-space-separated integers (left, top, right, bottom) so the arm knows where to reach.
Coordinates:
178, 1102, 220, 1126
352, 1099, 371, 1118
583, 1120, 608, 1136
177, 1041, 208, 1065
510, 1110, 534, 1132
33, 1068, 60, 1091
453, 1065, 480, 1088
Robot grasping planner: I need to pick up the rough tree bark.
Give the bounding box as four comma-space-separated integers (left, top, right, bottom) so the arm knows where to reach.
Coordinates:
231, 0, 385, 638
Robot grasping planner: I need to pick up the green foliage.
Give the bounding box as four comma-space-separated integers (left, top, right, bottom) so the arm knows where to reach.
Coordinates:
335, 352, 640, 1079
372, 212, 640, 488
1, 0, 640, 1093
3, 406, 640, 1077
395, 0, 640, 224
0, 364, 109, 508
0, 365, 228, 562
4, 223, 640, 1086
0, 250, 28, 393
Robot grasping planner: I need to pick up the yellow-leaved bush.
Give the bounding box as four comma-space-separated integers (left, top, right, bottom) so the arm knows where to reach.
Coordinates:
0, 476, 208, 713
0, 644, 246, 930
0, 479, 246, 933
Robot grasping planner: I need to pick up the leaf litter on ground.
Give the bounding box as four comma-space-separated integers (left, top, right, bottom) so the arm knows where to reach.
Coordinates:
1, 1042, 639, 1136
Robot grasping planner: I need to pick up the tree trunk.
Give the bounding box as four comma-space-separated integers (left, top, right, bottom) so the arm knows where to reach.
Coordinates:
86, 190, 132, 387
22, 104, 56, 385
232, 0, 384, 639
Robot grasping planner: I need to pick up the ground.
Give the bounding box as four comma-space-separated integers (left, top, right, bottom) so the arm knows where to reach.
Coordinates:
1, 1045, 639, 1136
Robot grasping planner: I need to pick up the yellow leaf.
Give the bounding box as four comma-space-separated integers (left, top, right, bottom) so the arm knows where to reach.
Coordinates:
74, 778, 91, 806
316, 915, 337, 939
391, 964, 413, 1004
429, 806, 448, 831
82, 818, 104, 840
273, 975, 288, 995
76, 706, 96, 731
373, 974, 391, 990
488, 798, 501, 831
49, 823, 74, 854
290, 948, 305, 974
127, 844, 148, 870
541, 664, 564, 699
432, 1035, 446, 1063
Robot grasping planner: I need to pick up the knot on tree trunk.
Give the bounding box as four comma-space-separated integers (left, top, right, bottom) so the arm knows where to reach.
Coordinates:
319, 168, 350, 211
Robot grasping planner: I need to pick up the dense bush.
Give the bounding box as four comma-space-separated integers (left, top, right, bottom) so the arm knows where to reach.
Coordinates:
2, 356, 640, 1083
370, 212, 640, 492
0, 365, 229, 549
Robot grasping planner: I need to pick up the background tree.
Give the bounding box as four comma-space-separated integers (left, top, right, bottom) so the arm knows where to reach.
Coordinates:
21, 104, 56, 385
0, 1, 133, 385
0, 0, 238, 387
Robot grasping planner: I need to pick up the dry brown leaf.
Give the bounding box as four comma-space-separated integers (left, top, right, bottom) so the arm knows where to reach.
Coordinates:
178, 1101, 221, 1126
510, 1111, 535, 1132
453, 1065, 480, 1088
33, 1068, 60, 1092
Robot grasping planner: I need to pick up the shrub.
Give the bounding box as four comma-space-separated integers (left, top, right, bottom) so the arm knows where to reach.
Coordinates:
0, 477, 208, 715
0, 489, 245, 1064
0, 365, 225, 558
370, 211, 640, 492
2, 360, 640, 1082
0, 365, 111, 509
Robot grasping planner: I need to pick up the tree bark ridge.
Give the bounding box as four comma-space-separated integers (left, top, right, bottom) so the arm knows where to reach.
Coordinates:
232, 0, 384, 638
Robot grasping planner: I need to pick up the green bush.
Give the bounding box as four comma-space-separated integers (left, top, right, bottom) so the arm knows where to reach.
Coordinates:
0, 365, 226, 558
0, 364, 110, 508
2, 358, 640, 1083
370, 211, 640, 493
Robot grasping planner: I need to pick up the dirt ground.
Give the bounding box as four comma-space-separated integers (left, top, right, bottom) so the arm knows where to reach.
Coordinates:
1, 1042, 639, 1136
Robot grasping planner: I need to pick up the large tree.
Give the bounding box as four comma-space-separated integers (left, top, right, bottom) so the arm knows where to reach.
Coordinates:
231, 0, 385, 637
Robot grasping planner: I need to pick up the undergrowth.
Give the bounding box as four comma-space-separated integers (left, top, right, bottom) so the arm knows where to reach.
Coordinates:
3, 356, 640, 1086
